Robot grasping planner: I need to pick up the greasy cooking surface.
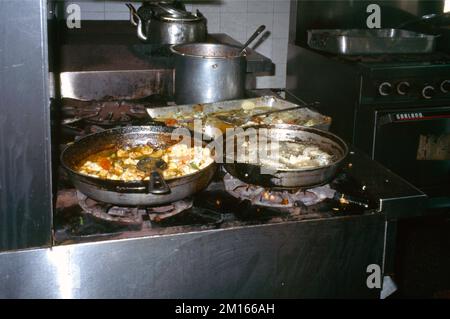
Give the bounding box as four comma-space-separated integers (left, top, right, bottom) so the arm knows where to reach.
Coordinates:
77, 143, 213, 181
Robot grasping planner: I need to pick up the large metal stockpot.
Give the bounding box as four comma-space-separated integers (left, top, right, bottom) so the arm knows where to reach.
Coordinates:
170, 43, 247, 105
127, 2, 207, 45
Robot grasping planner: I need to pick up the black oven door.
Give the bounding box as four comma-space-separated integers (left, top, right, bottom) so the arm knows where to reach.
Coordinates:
373, 107, 450, 199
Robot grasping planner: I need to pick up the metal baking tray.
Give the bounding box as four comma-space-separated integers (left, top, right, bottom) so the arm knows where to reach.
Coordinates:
307, 28, 437, 55
146, 96, 331, 133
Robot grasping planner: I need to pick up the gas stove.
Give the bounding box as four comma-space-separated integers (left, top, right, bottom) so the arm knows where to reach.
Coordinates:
286, 46, 450, 202
53, 92, 421, 245
46, 19, 426, 298
327, 51, 450, 107
54, 164, 376, 244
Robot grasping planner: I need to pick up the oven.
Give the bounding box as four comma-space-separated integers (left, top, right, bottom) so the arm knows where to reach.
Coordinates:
286, 41, 450, 207
372, 106, 450, 198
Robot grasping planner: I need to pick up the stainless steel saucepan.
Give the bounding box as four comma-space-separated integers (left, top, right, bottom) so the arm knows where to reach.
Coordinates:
170, 43, 247, 105
170, 25, 266, 105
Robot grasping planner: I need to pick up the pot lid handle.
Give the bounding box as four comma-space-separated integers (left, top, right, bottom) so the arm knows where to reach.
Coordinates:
156, 3, 190, 17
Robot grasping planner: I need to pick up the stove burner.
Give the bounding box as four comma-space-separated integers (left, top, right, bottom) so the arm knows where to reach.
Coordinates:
147, 199, 194, 222
77, 191, 144, 225
60, 96, 169, 142
223, 173, 336, 208
76, 191, 193, 225
62, 100, 149, 127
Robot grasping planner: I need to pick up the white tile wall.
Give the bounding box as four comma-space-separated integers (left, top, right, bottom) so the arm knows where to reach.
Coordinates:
62, 0, 290, 88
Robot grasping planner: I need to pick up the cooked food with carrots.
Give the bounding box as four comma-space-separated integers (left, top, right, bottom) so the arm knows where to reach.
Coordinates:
77, 143, 214, 181
153, 102, 327, 133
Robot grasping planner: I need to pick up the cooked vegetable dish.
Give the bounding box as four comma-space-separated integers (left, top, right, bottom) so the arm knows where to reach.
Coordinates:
153, 100, 328, 134
237, 140, 334, 170
77, 143, 214, 181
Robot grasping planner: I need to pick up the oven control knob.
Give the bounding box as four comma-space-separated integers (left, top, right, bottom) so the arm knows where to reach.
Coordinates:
396, 81, 410, 96
441, 80, 450, 93
378, 82, 393, 96
422, 85, 436, 99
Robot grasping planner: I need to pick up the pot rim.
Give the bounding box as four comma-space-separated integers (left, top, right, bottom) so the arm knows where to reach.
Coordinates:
170, 43, 246, 59
157, 14, 204, 22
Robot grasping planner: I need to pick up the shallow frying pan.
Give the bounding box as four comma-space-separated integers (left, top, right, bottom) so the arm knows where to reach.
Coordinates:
61, 126, 216, 206
223, 124, 348, 189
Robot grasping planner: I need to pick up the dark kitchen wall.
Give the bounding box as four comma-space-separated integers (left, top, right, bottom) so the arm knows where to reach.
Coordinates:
0, 0, 53, 251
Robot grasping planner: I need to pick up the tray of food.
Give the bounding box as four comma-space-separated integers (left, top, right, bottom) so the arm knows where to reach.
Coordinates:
146, 96, 331, 136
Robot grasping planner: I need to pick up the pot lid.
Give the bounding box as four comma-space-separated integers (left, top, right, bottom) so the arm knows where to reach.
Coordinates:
136, 2, 154, 21
154, 3, 203, 22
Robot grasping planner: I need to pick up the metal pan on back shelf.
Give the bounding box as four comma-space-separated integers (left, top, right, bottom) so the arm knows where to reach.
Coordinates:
307, 28, 438, 55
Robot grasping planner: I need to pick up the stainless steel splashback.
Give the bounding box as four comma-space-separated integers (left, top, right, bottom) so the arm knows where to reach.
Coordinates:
58, 22, 274, 101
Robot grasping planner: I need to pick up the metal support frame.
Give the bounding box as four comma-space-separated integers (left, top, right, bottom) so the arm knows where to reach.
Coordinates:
0, 0, 53, 251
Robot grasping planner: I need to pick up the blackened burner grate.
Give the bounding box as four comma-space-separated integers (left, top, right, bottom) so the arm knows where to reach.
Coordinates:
62, 100, 148, 127
76, 191, 193, 225
223, 173, 336, 208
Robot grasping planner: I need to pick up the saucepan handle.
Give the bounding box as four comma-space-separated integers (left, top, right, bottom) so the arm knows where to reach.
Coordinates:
126, 3, 138, 26
148, 171, 171, 194
126, 3, 149, 41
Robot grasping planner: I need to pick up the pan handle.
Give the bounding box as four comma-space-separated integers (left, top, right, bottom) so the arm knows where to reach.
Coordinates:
114, 173, 171, 194
126, 3, 149, 41
126, 3, 138, 26
147, 171, 171, 194
114, 179, 170, 194
334, 192, 370, 209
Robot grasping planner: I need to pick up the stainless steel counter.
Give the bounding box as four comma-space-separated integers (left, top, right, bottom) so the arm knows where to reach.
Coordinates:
0, 213, 385, 299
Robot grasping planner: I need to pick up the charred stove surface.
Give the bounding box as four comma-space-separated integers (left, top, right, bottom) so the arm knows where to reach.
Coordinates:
54, 88, 425, 246
62, 99, 148, 126
59, 95, 168, 143
54, 164, 378, 245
